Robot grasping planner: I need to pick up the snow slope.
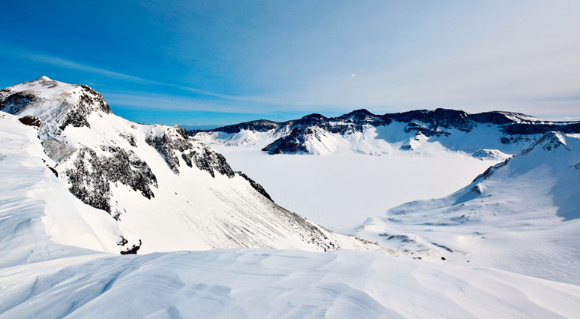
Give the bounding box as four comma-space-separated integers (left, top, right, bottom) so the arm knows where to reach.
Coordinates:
0, 112, 122, 268
357, 132, 580, 285
0, 77, 372, 254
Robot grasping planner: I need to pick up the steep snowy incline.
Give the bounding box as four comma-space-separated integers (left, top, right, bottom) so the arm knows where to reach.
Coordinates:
357, 132, 580, 285
193, 108, 580, 157
0, 77, 374, 255
0, 113, 125, 268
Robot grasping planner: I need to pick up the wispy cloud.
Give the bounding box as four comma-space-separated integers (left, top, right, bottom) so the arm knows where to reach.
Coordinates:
0, 42, 253, 101
102, 91, 258, 113
2, 0, 579, 124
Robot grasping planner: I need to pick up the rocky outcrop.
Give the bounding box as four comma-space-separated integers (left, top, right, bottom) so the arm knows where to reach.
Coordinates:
262, 126, 310, 154
236, 171, 272, 201
0, 76, 113, 160
147, 125, 235, 177
66, 145, 158, 220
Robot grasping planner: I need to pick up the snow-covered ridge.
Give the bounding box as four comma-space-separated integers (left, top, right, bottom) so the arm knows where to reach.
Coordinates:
0, 77, 377, 257
192, 108, 580, 156
356, 130, 580, 285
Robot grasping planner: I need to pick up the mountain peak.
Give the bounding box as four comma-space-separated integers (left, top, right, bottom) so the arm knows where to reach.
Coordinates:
301, 113, 326, 120
524, 131, 569, 154
0, 77, 112, 147
36, 76, 52, 82
340, 109, 376, 119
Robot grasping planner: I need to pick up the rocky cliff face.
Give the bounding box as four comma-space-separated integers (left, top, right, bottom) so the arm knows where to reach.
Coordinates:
0, 77, 375, 254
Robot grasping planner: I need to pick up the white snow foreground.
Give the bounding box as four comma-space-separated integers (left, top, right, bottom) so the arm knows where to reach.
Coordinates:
358, 132, 580, 286
0, 77, 372, 255
2, 249, 580, 319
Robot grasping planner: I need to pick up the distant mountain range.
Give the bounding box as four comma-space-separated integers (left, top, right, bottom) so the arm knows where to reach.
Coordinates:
191, 108, 580, 157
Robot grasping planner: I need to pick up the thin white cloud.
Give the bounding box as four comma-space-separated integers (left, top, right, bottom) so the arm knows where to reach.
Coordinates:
102, 91, 261, 113
0, 42, 253, 101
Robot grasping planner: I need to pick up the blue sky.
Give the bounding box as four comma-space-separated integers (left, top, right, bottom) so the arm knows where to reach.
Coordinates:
1, 0, 579, 127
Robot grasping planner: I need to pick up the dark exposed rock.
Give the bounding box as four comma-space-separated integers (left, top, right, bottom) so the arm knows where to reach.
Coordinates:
471, 185, 483, 194
236, 171, 272, 201
503, 122, 580, 135
117, 236, 128, 246
47, 166, 59, 177
189, 148, 236, 178
197, 119, 280, 134
384, 108, 473, 132
66, 146, 157, 218
146, 130, 185, 174
119, 132, 137, 147
262, 126, 309, 154
18, 115, 41, 127
147, 126, 235, 177
0, 91, 38, 114
58, 85, 111, 130
120, 240, 142, 255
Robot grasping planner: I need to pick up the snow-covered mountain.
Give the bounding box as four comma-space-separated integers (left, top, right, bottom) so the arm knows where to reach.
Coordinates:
0, 77, 375, 259
2, 77, 580, 319
192, 108, 580, 157
356, 131, 580, 285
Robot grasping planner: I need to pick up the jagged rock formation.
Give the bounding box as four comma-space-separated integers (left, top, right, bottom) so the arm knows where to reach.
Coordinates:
145, 124, 234, 177
0, 77, 376, 255
193, 108, 580, 156
66, 145, 158, 220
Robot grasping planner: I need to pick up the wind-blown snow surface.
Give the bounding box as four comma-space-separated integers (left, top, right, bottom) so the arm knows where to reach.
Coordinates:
357, 132, 580, 286
2, 249, 580, 319
0, 112, 121, 267
215, 145, 494, 230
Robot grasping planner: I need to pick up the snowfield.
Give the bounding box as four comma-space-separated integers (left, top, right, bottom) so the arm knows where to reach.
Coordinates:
1, 77, 580, 318
214, 145, 495, 230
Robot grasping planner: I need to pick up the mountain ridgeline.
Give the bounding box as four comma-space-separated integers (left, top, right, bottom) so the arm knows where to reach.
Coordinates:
0, 77, 375, 256
191, 108, 580, 156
